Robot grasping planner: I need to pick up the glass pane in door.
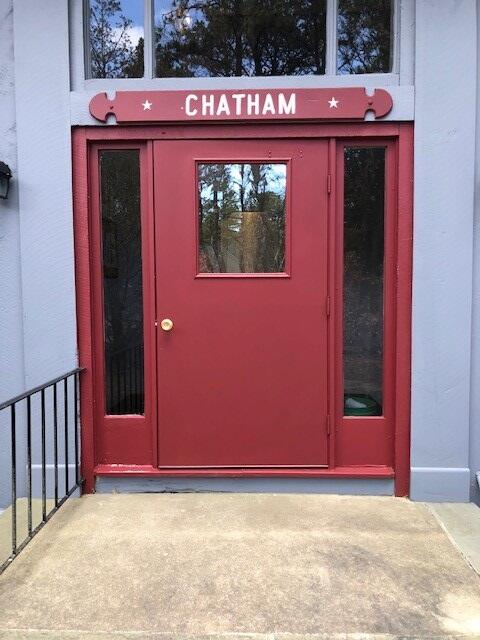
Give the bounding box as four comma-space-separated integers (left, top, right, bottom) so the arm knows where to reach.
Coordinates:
198, 162, 287, 273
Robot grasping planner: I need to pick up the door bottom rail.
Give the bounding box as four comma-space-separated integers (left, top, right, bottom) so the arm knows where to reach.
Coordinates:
94, 463, 394, 478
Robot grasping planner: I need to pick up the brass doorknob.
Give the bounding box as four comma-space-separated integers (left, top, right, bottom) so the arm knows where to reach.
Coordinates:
160, 318, 174, 331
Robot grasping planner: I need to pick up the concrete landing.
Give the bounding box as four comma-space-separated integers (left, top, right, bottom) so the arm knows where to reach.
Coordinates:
0, 499, 55, 567
0, 494, 480, 639
430, 502, 480, 575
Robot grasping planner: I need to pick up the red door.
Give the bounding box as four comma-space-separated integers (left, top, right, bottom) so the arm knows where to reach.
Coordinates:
154, 138, 329, 467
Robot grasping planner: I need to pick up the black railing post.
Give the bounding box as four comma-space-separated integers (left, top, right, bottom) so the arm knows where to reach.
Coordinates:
74, 372, 79, 486
10, 403, 17, 555
64, 377, 69, 494
26, 395, 32, 537
53, 383, 59, 507
116, 354, 120, 413
108, 354, 113, 414
122, 351, 125, 413
41, 388, 47, 522
129, 347, 133, 412
134, 345, 138, 414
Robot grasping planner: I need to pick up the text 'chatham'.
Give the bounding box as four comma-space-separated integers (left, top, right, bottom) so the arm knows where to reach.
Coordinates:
184, 92, 296, 117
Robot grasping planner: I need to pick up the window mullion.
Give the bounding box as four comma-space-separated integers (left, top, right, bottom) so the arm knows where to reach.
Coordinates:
83, 0, 92, 80
325, 0, 338, 75
391, 0, 400, 75
144, 0, 154, 79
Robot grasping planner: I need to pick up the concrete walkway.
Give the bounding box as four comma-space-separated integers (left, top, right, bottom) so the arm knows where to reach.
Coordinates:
0, 494, 480, 639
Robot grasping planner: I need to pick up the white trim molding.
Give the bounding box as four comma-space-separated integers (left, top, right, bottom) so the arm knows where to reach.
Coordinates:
411, 468, 471, 503
96, 476, 395, 495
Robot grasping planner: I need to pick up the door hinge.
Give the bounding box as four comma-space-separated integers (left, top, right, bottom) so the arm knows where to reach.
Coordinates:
326, 414, 331, 436
326, 295, 331, 317
327, 173, 332, 194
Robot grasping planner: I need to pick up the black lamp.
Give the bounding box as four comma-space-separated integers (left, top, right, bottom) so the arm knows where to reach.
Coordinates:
0, 162, 12, 199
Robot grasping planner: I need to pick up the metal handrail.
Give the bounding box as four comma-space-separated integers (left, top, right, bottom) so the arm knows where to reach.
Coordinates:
0, 367, 84, 411
0, 367, 84, 574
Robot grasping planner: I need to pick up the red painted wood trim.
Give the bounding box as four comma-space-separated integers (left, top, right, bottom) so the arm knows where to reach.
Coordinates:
394, 124, 414, 497
89, 142, 156, 465
334, 138, 398, 469
73, 122, 412, 493
384, 141, 398, 453
192, 154, 294, 279
72, 129, 95, 494
327, 137, 337, 469
89, 88, 393, 124
94, 463, 394, 479
83, 122, 400, 142
146, 140, 159, 467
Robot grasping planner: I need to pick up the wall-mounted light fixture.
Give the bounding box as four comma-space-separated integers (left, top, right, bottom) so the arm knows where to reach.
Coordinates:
0, 162, 12, 199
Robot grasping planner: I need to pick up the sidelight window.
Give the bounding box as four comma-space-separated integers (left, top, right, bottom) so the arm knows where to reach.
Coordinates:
85, 1, 395, 78
343, 147, 385, 416
99, 150, 145, 415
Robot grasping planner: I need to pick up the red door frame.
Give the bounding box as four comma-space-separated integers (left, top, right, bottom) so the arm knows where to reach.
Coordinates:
73, 122, 413, 496
87, 142, 158, 468
332, 139, 397, 470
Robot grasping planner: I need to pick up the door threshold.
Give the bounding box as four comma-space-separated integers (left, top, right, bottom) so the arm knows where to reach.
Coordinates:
94, 464, 394, 479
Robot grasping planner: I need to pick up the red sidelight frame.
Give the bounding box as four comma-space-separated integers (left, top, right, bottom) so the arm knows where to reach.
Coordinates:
333, 139, 396, 469
73, 122, 413, 496
87, 143, 157, 469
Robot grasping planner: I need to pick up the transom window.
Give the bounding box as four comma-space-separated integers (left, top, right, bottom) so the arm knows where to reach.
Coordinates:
85, 0, 394, 79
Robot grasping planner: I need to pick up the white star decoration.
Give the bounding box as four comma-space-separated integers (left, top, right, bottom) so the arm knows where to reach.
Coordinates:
328, 96, 339, 109
142, 100, 152, 111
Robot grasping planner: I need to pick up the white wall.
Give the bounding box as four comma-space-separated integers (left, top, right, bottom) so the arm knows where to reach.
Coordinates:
0, 0, 78, 508
470, 3, 480, 505
411, 0, 477, 502
0, 0, 25, 507
13, 0, 77, 387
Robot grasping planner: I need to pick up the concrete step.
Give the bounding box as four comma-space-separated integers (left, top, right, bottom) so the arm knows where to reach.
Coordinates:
0, 494, 480, 639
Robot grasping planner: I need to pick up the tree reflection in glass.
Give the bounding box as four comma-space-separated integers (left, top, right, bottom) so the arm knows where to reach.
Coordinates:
198, 163, 286, 273
100, 150, 144, 415
154, 0, 327, 77
88, 0, 144, 78
343, 147, 385, 416
337, 0, 392, 74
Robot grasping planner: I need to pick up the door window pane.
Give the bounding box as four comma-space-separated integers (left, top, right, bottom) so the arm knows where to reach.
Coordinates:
100, 150, 144, 414
198, 163, 286, 273
154, 0, 326, 77
88, 0, 144, 78
343, 148, 385, 416
337, 0, 393, 74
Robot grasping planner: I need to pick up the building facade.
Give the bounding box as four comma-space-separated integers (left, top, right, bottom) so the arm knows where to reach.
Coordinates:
0, 0, 479, 503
